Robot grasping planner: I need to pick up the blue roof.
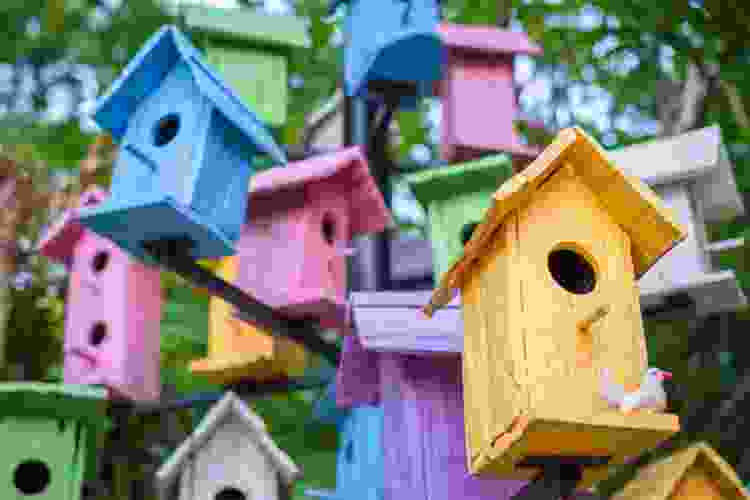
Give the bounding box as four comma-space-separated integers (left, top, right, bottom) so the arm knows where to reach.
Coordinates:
92, 25, 287, 165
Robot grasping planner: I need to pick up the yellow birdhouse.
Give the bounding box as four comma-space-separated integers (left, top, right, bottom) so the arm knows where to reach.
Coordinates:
190, 256, 308, 384
424, 127, 687, 487
611, 442, 750, 500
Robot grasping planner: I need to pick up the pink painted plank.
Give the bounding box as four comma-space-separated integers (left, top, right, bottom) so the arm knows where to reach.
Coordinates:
38, 187, 108, 263
249, 146, 393, 237
380, 353, 529, 500
439, 23, 543, 56
335, 333, 380, 408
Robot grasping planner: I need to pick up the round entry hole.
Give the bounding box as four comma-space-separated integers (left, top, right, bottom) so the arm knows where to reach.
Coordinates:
153, 113, 180, 147
322, 214, 336, 245
91, 251, 109, 273
90, 322, 108, 347
215, 487, 247, 500
547, 247, 597, 294
14, 460, 51, 496
460, 222, 479, 245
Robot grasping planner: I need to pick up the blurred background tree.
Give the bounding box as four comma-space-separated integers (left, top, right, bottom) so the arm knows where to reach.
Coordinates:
0, 0, 747, 498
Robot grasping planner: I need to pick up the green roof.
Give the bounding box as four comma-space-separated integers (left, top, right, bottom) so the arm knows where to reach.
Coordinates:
405, 154, 513, 205
185, 5, 311, 52
0, 383, 108, 428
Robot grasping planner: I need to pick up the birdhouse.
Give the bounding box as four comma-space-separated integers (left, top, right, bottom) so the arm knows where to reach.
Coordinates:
306, 382, 384, 500
0, 383, 108, 500
235, 146, 393, 330
78, 25, 287, 266
333, 0, 445, 109
38, 187, 162, 402
184, 4, 310, 128
405, 154, 514, 282
437, 23, 543, 163
611, 442, 750, 500
608, 125, 747, 317
424, 127, 686, 485
190, 255, 308, 384
156, 391, 300, 500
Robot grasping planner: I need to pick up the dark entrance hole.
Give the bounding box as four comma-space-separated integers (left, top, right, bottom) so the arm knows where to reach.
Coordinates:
322, 214, 336, 245
153, 113, 180, 147
14, 459, 51, 496
215, 487, 247, 500
91, 251, 109, 273
460, 222, 480, 246
90, 322, 108, 347
547, 247, 596, 294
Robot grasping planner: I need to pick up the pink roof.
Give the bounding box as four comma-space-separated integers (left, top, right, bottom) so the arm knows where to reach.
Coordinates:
37, 186, 108, 262
249, 146, 394, 237
438, 23, 543, 57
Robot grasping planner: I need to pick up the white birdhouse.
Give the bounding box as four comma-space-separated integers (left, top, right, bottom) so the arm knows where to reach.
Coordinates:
608, 125, 746, 316
156, 392, 300, 500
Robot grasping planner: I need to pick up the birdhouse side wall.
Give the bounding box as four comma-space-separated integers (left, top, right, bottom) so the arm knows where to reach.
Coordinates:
336, 406, 384, 500
0, 416, 82, 500
379, 353, 529, 500
427, 187, 496, 282
513, 164, 647, 419
192, 111, 256, 244
440, 54, 518, 161
459, 217, 526, 468
187, 415, 280, 500
118, 62, 210, 208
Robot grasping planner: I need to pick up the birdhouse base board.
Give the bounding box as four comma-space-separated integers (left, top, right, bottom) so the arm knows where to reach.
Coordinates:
640, 269, 747, 317
64, 372, 160, 402
190, 347, 305, 385
471, 412, 680, 489
275, 293, 348, 330
77, 196, 235, 264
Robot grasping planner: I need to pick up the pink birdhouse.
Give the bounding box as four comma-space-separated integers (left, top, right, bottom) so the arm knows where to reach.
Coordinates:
437, 23, 543, 163
38, 186, 162, 401
236, 146, 393, 330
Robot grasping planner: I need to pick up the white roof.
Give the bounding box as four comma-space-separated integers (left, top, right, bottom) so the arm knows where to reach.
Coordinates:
608, 125, 744, 222
155, 392, 300, 497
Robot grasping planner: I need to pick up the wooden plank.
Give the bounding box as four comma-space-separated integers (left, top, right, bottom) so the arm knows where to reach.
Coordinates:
335, 334, 380, 408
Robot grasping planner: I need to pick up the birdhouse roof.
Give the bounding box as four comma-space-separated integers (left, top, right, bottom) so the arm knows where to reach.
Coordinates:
405, 154, 514, 205
608, 125, 744, 223
156, 392, 300, 496
0, 382, 108, 428
185, 5, 310, 52
92, 25, 286, 165
611, 442, 750, 500
248, 146, 394, 236
438, 23, 543, 57
426, 127, 687, 315
36, 186, 108, 263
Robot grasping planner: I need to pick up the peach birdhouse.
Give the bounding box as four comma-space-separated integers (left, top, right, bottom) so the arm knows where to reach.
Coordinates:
424, 127, 687, 488
437, 23, 543, 163
235, 146, 393, 330
611, 442, 750, 500
37, 187, 161, 402
190, 255, 309, 384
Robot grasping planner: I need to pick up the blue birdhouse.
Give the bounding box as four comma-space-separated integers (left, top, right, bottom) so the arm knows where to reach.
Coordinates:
309, 382, 384, 500
331, 0, 445, 109
78, 25, 287, 265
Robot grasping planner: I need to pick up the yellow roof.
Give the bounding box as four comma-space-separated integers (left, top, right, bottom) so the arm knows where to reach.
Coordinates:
425, 127, 687, 316
611, 442, 750, 500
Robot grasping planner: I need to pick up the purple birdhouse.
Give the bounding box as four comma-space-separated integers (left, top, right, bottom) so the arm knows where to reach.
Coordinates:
38, 187, 162, 402
437, 23, 543, 163
235, 146, 393, 330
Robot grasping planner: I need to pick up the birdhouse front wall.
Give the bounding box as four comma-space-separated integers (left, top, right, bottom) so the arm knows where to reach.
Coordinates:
179, 415, 281, 500
205, 45, 288, 127
672, 466, 726, 500
63, 231, 162, 401
115, 62, 211, 209
441, 54, 520, 161
336, 407, 384, 500
461, 163, 651, 469
0, 416, 88, 500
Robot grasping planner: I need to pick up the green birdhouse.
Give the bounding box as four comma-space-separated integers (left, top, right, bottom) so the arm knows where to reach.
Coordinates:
0, 383, 108, 500
184, 4, 310, 128
406, 155, 514, 281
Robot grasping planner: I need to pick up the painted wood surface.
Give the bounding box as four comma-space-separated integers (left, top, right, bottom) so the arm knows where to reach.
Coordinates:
185, 5, 310, 127
157, 392, 300, 500
337, 0, 444, 108
406, 155, 514, 281
612, 442, 750, 500
437, 23, 542, 162
335, 333, 380, 408
236, 147, 392, 329
38, 188, 162, 402
0, 383, 107, 500
78, 25, 286, 265
190, 255, 308, 384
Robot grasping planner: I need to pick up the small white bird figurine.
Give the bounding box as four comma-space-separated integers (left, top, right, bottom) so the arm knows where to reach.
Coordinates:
600, 367, 672, 414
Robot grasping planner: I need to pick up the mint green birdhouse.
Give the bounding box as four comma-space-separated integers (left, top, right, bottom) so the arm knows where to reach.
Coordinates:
184, 4, 310, 128
0, 383, 108, 500
406, 155, 514, 281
